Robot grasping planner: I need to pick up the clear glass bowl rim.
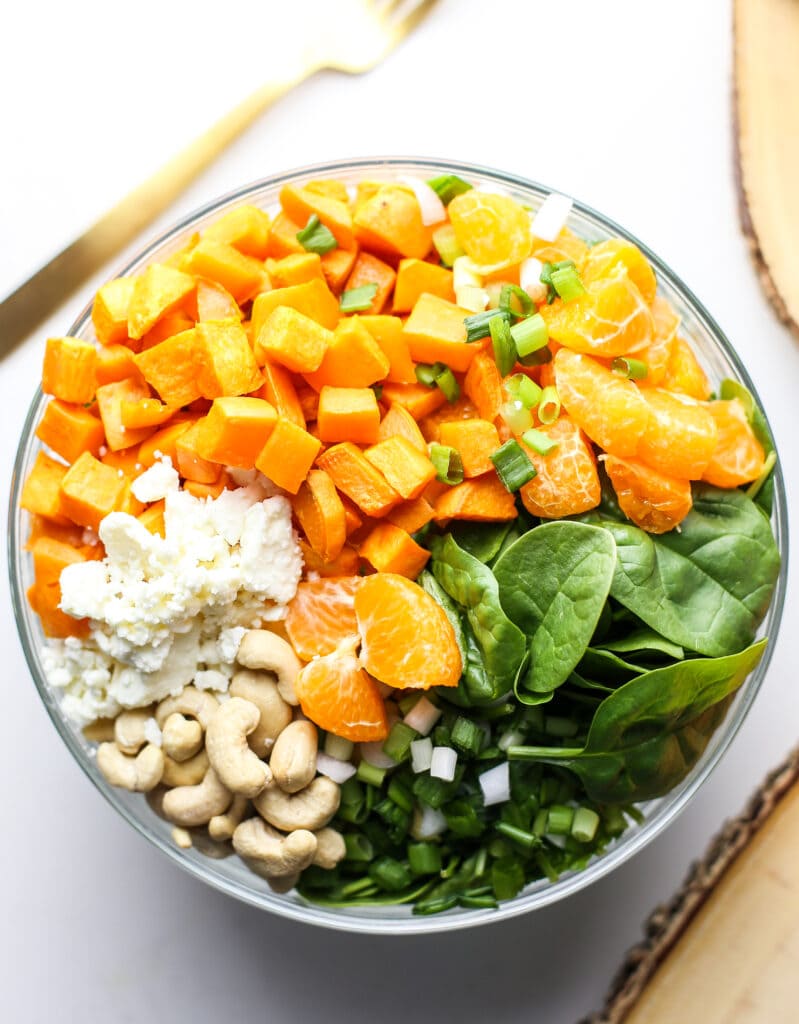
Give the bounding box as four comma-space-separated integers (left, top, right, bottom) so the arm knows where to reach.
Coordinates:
8, 156, 789, 935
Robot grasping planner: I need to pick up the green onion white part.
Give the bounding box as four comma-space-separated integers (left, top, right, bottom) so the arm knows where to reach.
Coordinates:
402, 696, 441, 735
478, 761, 511, 806
324, 734, 354, 761
530, 192, 574, 242
520, 257, 547, 302
430, 746, 458, 782
398, 176, 447, 225
410, 737, 434, 773
315, 751, 356, 784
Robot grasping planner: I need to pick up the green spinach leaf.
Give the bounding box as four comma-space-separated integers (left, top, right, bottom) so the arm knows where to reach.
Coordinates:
449, 521, 513, 564
493, 522, 617, 700
599, 628, 684, 661
584, 485, 780, 657
430, 534, 526, 700
509, 639, 766, 803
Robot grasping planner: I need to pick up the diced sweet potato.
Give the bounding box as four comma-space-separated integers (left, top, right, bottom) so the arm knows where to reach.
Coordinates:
343, 252, 396, 314
95, 344, 142, 385
393, 259, 454, 313
20, 451, 70, 523
134, 329, 202, 408
35, 400, 106, 463
127, 264, 196, 340
92, 277, 136, 346
193, 396, 277, 469
60, 451, 129, 531
380, 382, 447, 421
433, 475, 517, 522
255, 417, 322, 494
317, 387, 381, 445
387, 496, 435, 534
255, 306, 333, 373
180, 239, 269, 304
359, 315, 417, 384
359, 522, 430, 578
402, 293, 478, 372
174, 423, 222, 484
364, 436, 436, 500
316, 442, 401, 518
303, 317, 390, 390
95, 377, 155, 452
251, 278, 340, 337
354, 185, 432, 260
280, 183, 355, 249
203, 204, 271, 259
255, 359, 305, 428
439, 418, 501, 477
193, 321, 263, 398
292, 469, 347, 563
194, 278, 243, 323
266, 253, 324, 288
42, 337, 97, 405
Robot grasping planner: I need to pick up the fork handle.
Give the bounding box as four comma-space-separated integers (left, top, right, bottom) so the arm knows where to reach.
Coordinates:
0, 67, 313, 357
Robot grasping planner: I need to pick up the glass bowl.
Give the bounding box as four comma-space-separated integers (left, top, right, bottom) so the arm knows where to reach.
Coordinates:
8, 157, 788, 934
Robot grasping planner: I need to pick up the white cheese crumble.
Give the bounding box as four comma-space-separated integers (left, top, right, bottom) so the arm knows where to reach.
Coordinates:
130, 456, 180, 503
45, 482, 303, 725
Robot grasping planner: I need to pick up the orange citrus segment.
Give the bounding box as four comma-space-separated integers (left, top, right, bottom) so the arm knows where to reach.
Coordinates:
540, 270, 654, 358
702, 399, 766, 488
518, 416, 601, 519
637, 389, 719, 480
582, 239, 657, 305
604, 455, 693, 534
639, 295, 680, 388
294, 634, 389, 742
554, 348, 652, 457
531, 227, 590, 267
660, 335, 712, 399
354, 573, 462, 690
284, 576, 362, 661
447, 191, 532, 272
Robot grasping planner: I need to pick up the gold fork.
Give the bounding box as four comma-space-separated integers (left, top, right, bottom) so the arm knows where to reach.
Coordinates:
0, 0, 438, 355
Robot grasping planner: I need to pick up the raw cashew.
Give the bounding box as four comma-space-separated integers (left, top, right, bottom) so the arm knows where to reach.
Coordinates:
230, 669, 292, 756
191, 832, 233, 860
146, 785, 169, 820
232, 817, 317, 877
162, 748, 209, 788
162, 767, 232, 827
172, 827, 193, 849
206, 697, 272, 798
270, 720, 318, 794
155, 686, 219, 730
83, 718, 116, 743
209, 795, 250, 842
264, 872, 300, 894
254, 776, 340, 832
312, 827, 347, 869
237, 631, 301, 705
114, 708, 154, 755
97, 742, 164, 792
161, 713, 203, 762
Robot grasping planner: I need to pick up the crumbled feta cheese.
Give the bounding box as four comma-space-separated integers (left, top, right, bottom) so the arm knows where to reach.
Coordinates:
131, 456, 180, 503
47, 487, 303, 724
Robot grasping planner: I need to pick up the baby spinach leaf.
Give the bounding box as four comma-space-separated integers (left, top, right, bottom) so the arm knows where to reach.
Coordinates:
419, 570, 479, 708
719, 379, 777, 515
509, 639, 766, 803
599, 628, 684, 661
430, 534, 526, 700
577, 647, 646, 685
493, 522, 617, 700
449, 521, 513, 564
585, 485, 780, 657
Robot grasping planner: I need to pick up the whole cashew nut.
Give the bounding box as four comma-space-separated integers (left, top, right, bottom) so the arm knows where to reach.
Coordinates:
312, 827, 347, 869
205, 698, 272, 798
155, 686, 219, 730
229, 669, 292, 756
236, 631, 301, 706
162, 748, 209, 788
270, 720, 318, 794
254, 776, 340, 832
162, 767, 232, 827
232, 817, 317, 877
208, 794, 250, 842
83, 718, 116, 743
161, 713, 203, 763
114, 707, 155, 755
97, 742, 164, 792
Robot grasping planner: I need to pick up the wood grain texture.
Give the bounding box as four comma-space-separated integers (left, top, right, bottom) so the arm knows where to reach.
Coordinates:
734, 0, 799, 339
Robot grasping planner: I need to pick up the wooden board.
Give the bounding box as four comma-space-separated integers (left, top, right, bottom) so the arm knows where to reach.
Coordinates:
585, 746, 799, 1023
734, 0, 799, 338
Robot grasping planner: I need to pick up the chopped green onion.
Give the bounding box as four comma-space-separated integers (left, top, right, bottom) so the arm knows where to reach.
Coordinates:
612, 356, 649, 380
369, 856, 412, 892
491, 857, 526, 901
383, 722, 418, 764
444, 799, 484, 838
426, 173, 473, 205
546, 805, 575, 835
407, 842, 443, 875
429, 444, 464, 485
415, 362, 441, 387
433, 223, 465, 267
538, 385, 561, 424
340, 283, 378, 313
434, 364, 460, 403
495, 822, 539, 851
489, 314, 517, 376
490, 439, 537, 492
550, 263, 586, 302
521, 428, 559, 456
387, 777, 414, 813
459, 893, 499, 910
540, 259, 576, 304
533, 808, 549, 836
499, 400, 533, 434
450, 716, 485, 756
518, 345, 553, 368
324, 734, 354, 761
344, 833, 374, 861
398, 692, 423, 715
571, 807, 601, 843
295, 214, 338, 255
413, 893, 459, 915
374, 798, 411, 841
413, 773, 454, 810
356, 760, 387, 788
499, 283, 534, 318
511, 312, 549, 357
505, 373, 543, 410
464, 308, 510, 343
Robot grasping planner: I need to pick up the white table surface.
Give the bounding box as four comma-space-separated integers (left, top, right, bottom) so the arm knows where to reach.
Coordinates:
2, 1, 797, 1020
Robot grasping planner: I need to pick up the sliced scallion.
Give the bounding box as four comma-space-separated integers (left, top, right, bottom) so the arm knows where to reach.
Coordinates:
499, 400, 533, 434
521, 428, 559, 456
550, 263, 586, 302
433, 223, 465, 267
415, 362, 441, 388
369, 856, 412, 892
464, 307, 509, 343
296, 214, 338, 255
429, 444, 464, 486
546, 805, 575, 835
511, 312, 549, 357
344, 833, 374, 862
434, 364, 460, 403
505, 373, 543, 410
537, 385, 561, 424
571, 807, 601, 843
495, 822, 539, 851
612, 356, 649, 380
426, 173, 473, 205
356, 760, 387, 788
499, 283, 534, 318
340, 283, 378, 313
450, 716, 484, 756
407, 842, 443, 875
383, 722, 418, 764
489, 313, 517, 376
490, 439, 537, 492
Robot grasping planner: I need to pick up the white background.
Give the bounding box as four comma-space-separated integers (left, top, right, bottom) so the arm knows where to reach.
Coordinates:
2, 1, 797, 1021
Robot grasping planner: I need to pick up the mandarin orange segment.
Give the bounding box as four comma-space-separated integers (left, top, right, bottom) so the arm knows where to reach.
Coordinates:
554, 348, 652, 457
660, 336, 712, 400
531, 228, 590, 267
582, 239, 657, 305
702, 399, 766, 488
638, 295, 680, 388
447, 191, 532, 272
604, 455, 693, 534
540, 270, 653, 358
637, 389, 719, 480
518, 416, 601, 519
285, 576, 362, 661
294, 634, 388, 742
354, 573, 462, 690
